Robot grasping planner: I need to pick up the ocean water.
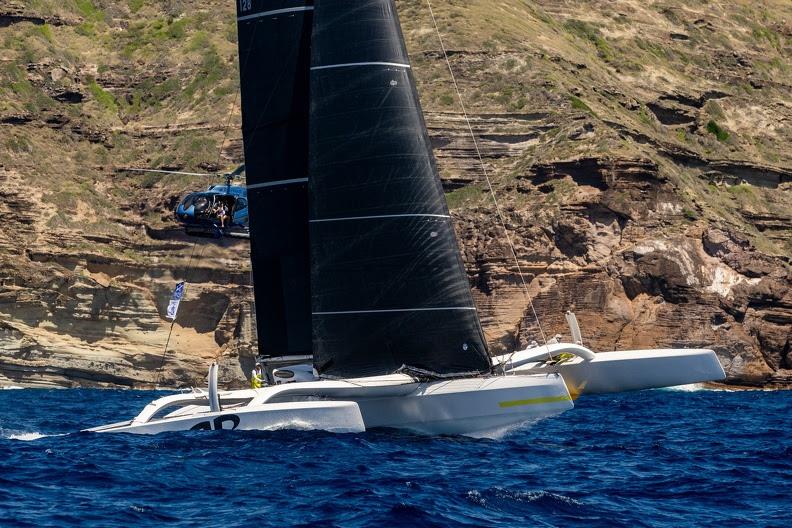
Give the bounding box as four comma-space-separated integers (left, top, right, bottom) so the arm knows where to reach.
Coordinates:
0, 388, 788, 527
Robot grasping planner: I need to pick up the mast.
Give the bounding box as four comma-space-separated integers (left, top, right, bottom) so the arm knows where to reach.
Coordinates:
308, 0, 491, 378
235, 0, 314, 357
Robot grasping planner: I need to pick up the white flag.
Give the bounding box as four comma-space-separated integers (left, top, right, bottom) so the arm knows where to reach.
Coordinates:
166, 282, 185, 320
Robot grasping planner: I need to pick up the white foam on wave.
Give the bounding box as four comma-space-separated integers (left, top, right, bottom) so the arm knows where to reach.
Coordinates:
238, 419, 362, 434
499, 489, 582, 506
660, 383, 733, 392
464, 417, 542, 440
267, 419, 318, 431
467, 488, 582, 507
662, 383, 705, 392
465, 490, 487, 506
7, 432, 48, 441
1, 385, 25, 390
1, 430, 68, 441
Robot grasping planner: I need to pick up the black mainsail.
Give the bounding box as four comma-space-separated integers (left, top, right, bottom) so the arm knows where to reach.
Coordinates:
308, 0, 491, 378
235, 0, 314, 357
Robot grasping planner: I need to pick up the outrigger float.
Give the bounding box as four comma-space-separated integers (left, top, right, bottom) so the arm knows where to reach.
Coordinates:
89, 0, 724, 436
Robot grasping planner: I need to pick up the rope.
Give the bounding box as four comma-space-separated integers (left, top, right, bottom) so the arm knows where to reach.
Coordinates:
215, 90, 240, 170
214, 14, 262, 171
424, 0, 551, 367
155, 317, 179, 387
155, 241, 204, 386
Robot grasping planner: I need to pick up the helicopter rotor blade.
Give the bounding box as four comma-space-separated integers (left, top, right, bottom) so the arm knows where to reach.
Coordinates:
227, 164, 246, 178
240, 178, 308, 191
121, 168, 216, 177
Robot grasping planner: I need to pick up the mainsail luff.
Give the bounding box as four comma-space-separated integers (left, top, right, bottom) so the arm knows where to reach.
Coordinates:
235, 0, 314, 357
308, 0, 491, 378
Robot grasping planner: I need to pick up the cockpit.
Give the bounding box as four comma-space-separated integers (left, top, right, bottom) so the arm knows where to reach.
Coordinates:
175, 189, 249, 237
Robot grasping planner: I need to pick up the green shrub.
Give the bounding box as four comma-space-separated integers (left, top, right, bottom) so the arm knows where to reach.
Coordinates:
726, 183, 751, 195
569, 95, 594, 115
511, 96, 528, 110
752, 26, 781, 50
706, 120, 729, 142
445, 184, 484, 209
182, 47, 227, 102
115, 17, 189, 58
87, 77, 117, 112
75, 22, 95, 37
31, 23, 54, 42
140, 172, 162, 189
638, 108, 653, 125
5, 135, 32, 153
188, 31, 210, 52
564, 19, 614, 61
74, 0, 103, 22
128, 0, 145, 13
10, 78, 33, 97
166, 19, 187, 40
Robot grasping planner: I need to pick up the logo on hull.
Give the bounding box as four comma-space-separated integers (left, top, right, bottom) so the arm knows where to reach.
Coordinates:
190, 415, 241, 431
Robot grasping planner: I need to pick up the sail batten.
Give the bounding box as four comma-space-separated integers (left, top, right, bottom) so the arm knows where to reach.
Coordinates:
310, 213, 451, 223
311, 61, 410, 70
308, 0, 491, 378
314, 307, 477, 316
237, 6, 314, 22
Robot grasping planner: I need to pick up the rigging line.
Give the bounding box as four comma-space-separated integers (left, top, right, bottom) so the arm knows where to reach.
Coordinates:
240, 269, 254, 367
156, 314, 179, 388
215, 89, 240, 170
424, 0, 551, 366
214, 8, 264, 172
155, 241, 205, 386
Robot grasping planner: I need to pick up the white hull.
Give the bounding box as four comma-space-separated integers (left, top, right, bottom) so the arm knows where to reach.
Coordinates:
350, 374, 573, 435
88, 345, 726, 436
91, 400, 366, 435
88, 373, 572, 436
498, 345, 726, 397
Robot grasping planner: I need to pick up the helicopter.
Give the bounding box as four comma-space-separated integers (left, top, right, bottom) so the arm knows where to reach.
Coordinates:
124, 164, 249, 238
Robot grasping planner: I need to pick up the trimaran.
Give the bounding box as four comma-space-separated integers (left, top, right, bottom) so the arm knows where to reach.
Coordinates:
89, 0, 724, 436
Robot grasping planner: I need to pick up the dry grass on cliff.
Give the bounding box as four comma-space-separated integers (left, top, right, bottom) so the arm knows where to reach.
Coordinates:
0, 0, 790, 386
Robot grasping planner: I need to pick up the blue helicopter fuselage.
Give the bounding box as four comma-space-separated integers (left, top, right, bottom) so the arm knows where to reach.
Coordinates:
175, 184, 248, 233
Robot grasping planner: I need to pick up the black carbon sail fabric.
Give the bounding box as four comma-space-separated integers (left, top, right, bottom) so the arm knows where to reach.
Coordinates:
236, 0, 314, 357
308, 0, 491, 378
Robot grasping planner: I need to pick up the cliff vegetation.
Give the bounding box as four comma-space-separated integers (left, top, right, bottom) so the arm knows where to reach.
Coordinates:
0, 0, 789, 388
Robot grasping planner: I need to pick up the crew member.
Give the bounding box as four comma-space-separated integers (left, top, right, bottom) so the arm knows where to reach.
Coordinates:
214, 201, 230, 229
250, 362, 264, 389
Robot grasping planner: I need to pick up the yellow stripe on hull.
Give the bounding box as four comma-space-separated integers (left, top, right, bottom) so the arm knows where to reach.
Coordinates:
498, 394, 571, 408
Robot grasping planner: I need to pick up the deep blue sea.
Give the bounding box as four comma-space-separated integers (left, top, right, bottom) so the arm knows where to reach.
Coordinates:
0, 387, 788, 527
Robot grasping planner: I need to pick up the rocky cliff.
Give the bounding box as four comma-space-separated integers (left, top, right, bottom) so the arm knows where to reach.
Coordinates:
0, 0, 789, 388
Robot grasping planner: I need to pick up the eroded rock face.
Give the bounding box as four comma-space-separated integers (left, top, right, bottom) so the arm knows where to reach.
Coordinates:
453, 160, 790, 387
0, 0, 790, 388
0, 235, 257, 388
0, 167, 256, 388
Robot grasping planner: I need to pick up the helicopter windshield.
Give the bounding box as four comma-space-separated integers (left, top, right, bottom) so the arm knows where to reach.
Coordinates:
181, 194, 197, 209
